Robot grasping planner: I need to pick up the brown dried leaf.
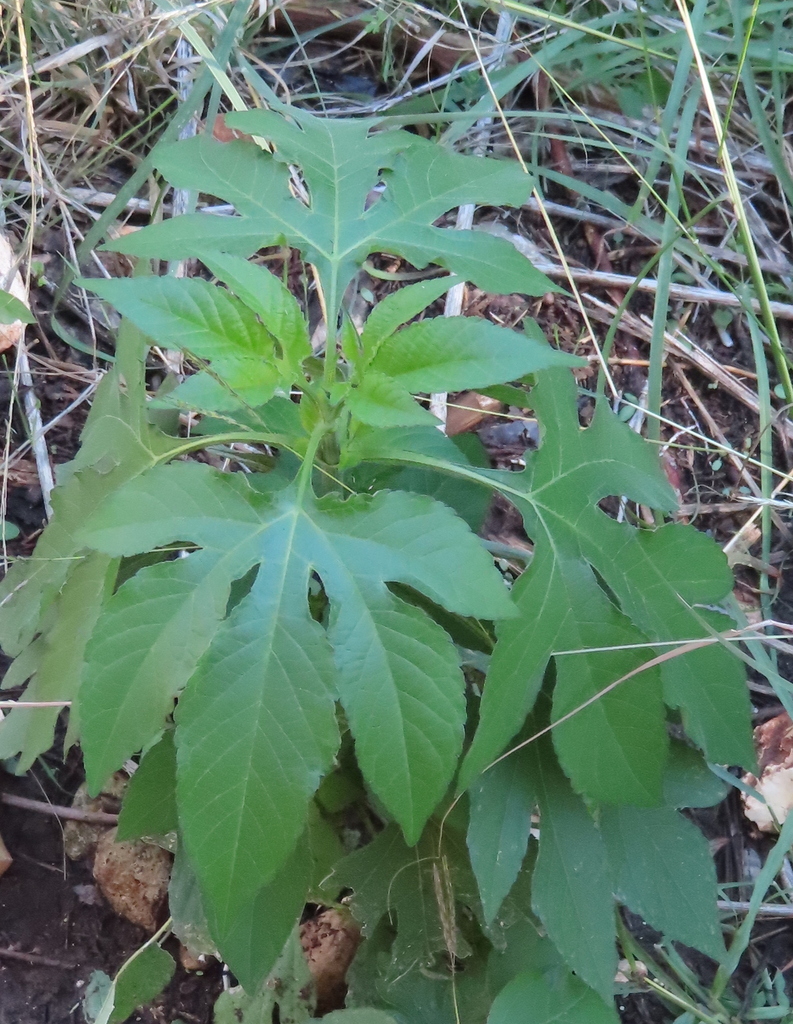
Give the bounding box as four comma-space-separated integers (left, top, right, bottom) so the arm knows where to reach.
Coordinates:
742, 713, 793, 831
446, 391, 502, 436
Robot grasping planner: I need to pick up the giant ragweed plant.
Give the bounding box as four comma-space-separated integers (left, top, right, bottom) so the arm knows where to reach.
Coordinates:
0, 104, 752, 1023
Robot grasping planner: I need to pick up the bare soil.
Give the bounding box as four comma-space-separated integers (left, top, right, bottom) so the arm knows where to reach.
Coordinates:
0, 765, 221, 1024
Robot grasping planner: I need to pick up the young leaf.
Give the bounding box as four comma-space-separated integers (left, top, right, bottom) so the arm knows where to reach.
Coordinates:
467, 747, 536, 925
600, 805, 725, 960
528, 736, 616, 1003
85, 276, 281, 411
368, 317, 582, 393
360, 275, 459, 356
347, 371, 439, 428
117, 732, 178, 841
198, 251, 311, 366
77, 462, 512, 929
487, 969, 619, 1024
104, 104, 554, 310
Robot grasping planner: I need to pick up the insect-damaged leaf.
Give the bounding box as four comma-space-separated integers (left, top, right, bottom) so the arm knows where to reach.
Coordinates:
329, 821, 479, 975
77, 462, 512, 933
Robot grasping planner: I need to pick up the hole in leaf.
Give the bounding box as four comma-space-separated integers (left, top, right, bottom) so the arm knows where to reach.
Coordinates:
225, 564, 259, 616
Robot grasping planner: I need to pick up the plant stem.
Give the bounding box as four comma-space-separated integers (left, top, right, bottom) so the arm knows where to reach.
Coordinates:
296, 422, 327, 503
643, 978, 725, 1024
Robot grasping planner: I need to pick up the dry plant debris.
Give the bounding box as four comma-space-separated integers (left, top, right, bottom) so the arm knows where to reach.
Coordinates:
743, 713, 793, 833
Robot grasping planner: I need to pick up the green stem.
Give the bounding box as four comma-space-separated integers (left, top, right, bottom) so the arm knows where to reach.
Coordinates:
296, 421, 327, 503
322, 273, 340, 390
158, 431, 298, 463
642, 979, 726, 1024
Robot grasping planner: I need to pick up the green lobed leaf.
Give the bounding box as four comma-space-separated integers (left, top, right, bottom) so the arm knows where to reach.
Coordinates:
528, 735, 616, 1003
81, 550, 247, 793
213, 926, 313, 1022
460, 368, 752, 789
105, 104, 554, 310
595, 527, 754, 768
467, 747, 536, 924
600, 804, 725, 960
117, 732, 178, 841
175, 550, 339, 933
369, 317, 583, 394
0, 552, 116, 771
0, 317, 179, 661
327, 587, 466, 843
211, 844, 313, 992
77, 462, 511, 931
662, 740, 729, 808
487, 969, 619, 1024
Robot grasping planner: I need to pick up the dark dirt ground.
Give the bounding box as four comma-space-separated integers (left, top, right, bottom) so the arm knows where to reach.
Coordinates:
0, 763, 222, 1024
